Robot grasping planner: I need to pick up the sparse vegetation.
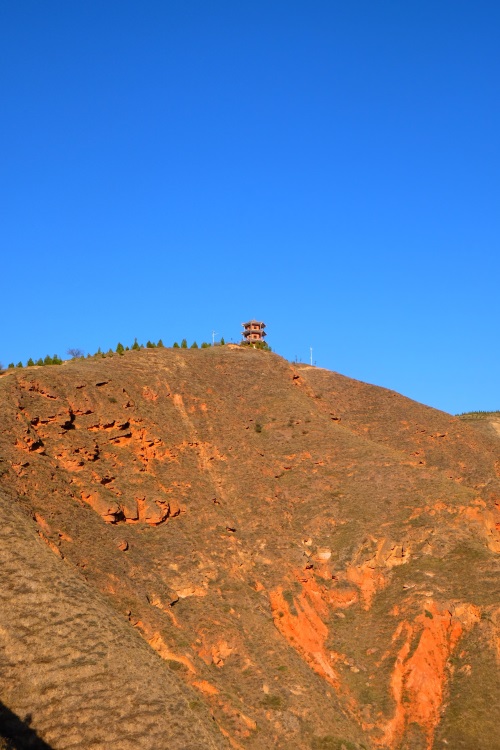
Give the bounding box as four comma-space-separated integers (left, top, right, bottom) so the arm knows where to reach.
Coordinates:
312, 738, 359, 750
457, 410, 500, 419
240, 339, 271, 351
4, 333, 239, 370
282, 589, 297, 616
260, 694, 282, 709
166, 660, 183, 671
4, 354, 63, 369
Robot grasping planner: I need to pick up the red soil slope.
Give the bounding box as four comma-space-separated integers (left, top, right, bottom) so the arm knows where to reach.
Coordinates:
0, 348, 498, 750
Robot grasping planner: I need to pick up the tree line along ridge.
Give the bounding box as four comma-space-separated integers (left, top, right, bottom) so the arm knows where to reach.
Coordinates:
2, 336, 271, 372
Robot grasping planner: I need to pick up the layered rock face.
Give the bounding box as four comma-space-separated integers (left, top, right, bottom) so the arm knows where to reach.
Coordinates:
0, 348, 498, 750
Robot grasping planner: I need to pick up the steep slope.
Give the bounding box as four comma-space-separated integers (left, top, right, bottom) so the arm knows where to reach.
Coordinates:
0, 490, 224, 750
0, 348, 498, 750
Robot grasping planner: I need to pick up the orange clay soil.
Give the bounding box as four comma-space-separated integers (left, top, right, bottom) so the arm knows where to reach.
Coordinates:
0, 347, 498, 750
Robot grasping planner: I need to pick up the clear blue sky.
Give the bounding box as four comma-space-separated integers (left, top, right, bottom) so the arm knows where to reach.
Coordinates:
1, 1, 499, 414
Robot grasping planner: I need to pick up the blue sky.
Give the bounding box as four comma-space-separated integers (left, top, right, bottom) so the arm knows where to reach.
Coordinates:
1, 1, 499, 414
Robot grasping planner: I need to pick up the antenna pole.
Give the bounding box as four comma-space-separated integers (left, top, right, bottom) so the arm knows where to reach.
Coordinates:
310, 347, 313, 366
212, 330, 217, 346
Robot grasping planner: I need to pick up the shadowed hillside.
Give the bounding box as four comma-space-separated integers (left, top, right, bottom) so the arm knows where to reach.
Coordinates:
0, 347, 498, 749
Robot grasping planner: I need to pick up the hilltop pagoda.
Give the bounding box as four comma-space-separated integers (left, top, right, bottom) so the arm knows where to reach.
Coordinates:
242, 320, 267, 343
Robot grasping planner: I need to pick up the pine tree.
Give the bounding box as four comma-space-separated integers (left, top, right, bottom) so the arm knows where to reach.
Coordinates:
44, 355, 53, 365
157, 339, 164, 348
116, 342, 125, 354
201, 342, 210, 348
16, 362, 23, 368
27, 358, 35, 367
132, 338, 140, 351
181, 339, 188, 349
52, 355, 62, 364
36, 358, 44, 366
190, 341, 199, 349
220, 337, 225, 345
146, 340, 155, 348
7, 363, 14, 368
173, 342, 180, 348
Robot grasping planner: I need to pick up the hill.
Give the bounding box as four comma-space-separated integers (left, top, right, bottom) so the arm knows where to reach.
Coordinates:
456, 411, 500, 443
0, 347, 498, 749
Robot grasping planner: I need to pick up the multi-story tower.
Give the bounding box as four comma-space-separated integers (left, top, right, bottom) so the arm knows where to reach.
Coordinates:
241, 320, 267, 343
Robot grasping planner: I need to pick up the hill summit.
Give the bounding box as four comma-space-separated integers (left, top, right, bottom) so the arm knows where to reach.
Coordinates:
0, 346, 498, 750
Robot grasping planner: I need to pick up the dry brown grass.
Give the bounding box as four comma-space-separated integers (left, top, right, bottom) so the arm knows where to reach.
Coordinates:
0, 348, 498, 749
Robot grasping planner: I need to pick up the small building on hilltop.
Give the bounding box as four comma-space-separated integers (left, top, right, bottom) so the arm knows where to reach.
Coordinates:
242, 320, 267, 344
